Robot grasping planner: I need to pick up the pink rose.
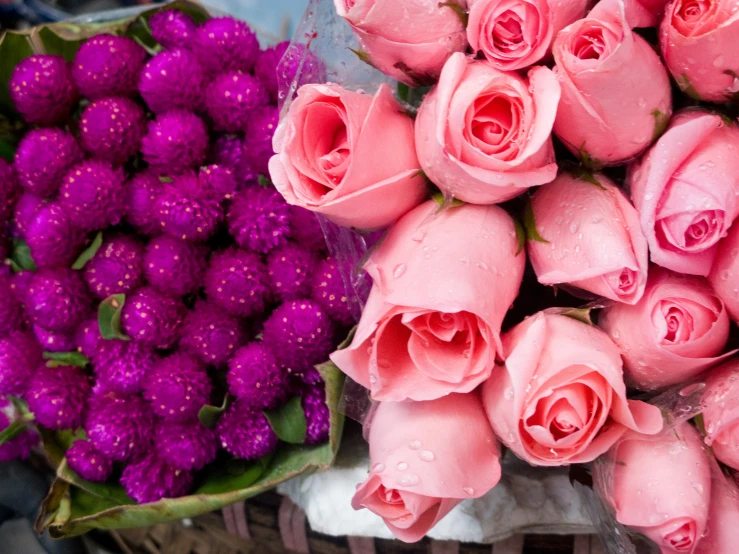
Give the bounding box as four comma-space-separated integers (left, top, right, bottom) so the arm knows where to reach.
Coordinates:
599, 267, 734, 390
552, 0, 673, 165
352, 393, 501, 543
481, 311, 663, 466
596, 424, 711, 554
331, 200, 524, 401
627, 0, 670, 26
467, 0, 588, 71
695, 469, 739, 554
629, 110, 739, 276
701, 359, 739, 470
334, 0, 468, 86
708, 223, 739, 324
660, 0, 739, 102
527, 172, 649, 304
269, 83, 427, 230
414, 53, 560, 205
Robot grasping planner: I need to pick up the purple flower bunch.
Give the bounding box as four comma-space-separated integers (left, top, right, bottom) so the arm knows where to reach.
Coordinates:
1, 11, 341, 506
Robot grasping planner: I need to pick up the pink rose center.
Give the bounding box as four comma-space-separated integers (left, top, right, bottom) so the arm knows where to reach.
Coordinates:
603, 268, 639, 299
672, 0, 718, 36
380, 486, 404, 505
572, 28, 607, 60
465, 92, 523, 160
492, 11, 525, 54
317, 127, 351, 184
657, 210, 724, 253
663, 520, 696, 551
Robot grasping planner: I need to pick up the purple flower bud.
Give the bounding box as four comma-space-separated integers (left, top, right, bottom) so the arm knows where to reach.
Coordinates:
143, 235, 207, 296
262, 300, 335, 375
241, 105, 278, 176
227, 187, 291, 253
311, 258, 355, 327
0, 273, 25, 338
74, 317, 101, 359
210, 134, 256, 187
84, 234, 145, 299
141, 353, 212, 422
199, 164, 239, 202
154, 172, 223, 243
253, 42, 289, 101
0, 159, 19, 221
27, 269, 90, 333
14, 128, 81, 198
27, 365, 90, 430
141, 110, 209, 174
139, 49, 205, 114
80, 97, 146, 165
289, 205, 326, 253
0, 331, 41, 395
155, 420, 217, 471
179, 302, 247, 366
150, 9, 198, 50
85, 391, 154, 461
12, 193, 44, 239
124, 172, 163, 236
204, 248, 270, 318
121, 451, 193, 504
9, 270, 33, 306
194, 17, 259, 74
93, 339, 159, 394
302, 382, 330, 445
121, 287, 185, 349
59, 160, 126, 232
227, 342, 288, 409
26, 202, 83, 269
33, 325, 75, 353
216, 399, 278, 461
72, 34, 146, 100
205, 71, 268, 132
268, 243, 318, 302
10, 55, 77, 125
66, 440, 113, 482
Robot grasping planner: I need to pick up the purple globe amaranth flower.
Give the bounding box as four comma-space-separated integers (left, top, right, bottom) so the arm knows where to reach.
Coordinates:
12, 193, 44, 239
66, 440, 113, 482
194, 17, 259, 74
72, 34, 146, 100
33, 325, 75, 353
253, 42, 289, 101
139, 49, 205, 114
150, 9, 198, 50
27, 269, 90, 333
268, 243, 318, 302
84, 234, 145, 299
141, 353, 212, 422
155, 172, 223, 243
255, 42, 325, 102
262, 300, 335, 375
0, 411, 39, 461
121, 451, 193, 504
85, 392, 154, 461
289, 205, 326, 253
0, 273, 25, 338
302, 382, 330, 445
143, 235, 207, 296
0, 159, 19, 221
311, 258, 355, 327
141, 110, 209, 174
242, 105, 278, 176
155, 420, 217, 471
227, 342, 288, 410
217, 399, 278, 461
9, 55, 77, 125
59, 160, 126, 232
9, 270, 33, 306
27, 365, 90, 430
92, 339, 159, 394
0, 331, 41, 395
204, 71, 269, 132
74, 317, 101, 359
14, 128, 81, 199
204, 247, 271, 318
121, 287, 185, 349
124, 172, 163, 236
199, 164, 238, 202
26, 202, 83, 269
179, 302, 247, 366
227, 187, 291, 254
80, 97, 146, 165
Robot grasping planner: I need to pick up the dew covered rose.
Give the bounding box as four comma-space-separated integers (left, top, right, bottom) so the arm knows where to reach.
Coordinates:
708, 222, 739, 324
701, 359, 739, 471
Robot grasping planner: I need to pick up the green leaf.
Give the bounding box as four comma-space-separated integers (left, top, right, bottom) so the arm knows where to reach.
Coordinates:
438, 2, 469, 26
37, 428, 83, 467
577, 144, 602, 171
694, 413, 706, 435
194, 459, 265, 495
98, 294, 130, 341
412, 169, 427, 180
651, 109, 670, 141
0, 419, 28, 445
432, 192, 464, 210
37, 26, 83, 62
71, 232, 103, 270
43, 352, 90, 368
348, 48, 378, 70
523, 198, 548, 244
258, 174, 273, 188
397, 82, 410, 104
11, 239, 37, 272
555, 307, 593, 325
513, 217, 526, 256
264, 397, 307, 444
0, 32, 35, 112
158, 176, 173, 183
0, 140, 14, 162
679, 74, 701, 100
198, 394, 231, 429
571, 167, 606, 190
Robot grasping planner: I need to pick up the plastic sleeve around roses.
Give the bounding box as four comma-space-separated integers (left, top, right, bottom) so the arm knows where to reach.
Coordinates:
647, 378, 712, 433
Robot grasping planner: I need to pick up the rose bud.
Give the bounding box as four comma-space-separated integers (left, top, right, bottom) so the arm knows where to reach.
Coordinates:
695, 469, 739, 554
334, 0, 468, 86
331, 201, 524, 402
482, 312, 663, 466
708, 223, 739, 324
552, 0, 673, 165
528, 172, 648, 304
352, 393, 501, 543
600, 267, 734, 390
629, 110, 739, 276
269, 83, 426, 230
468, 0, 588, 71
415, 53, 559, 205
594, 424, 711, 554
660, 0, 739, 102
701, 359, 739, 471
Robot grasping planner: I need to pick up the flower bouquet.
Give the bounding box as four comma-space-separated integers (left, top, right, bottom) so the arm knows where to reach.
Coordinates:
268, 0, 739, 551
0, 0, 349, 538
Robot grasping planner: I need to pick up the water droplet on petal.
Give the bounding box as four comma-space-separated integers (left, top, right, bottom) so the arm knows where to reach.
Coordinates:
398, 474, 420, 487
408, 440, 422, 450
393, 264, 407, 278
396, 462, 409, 471
462, 487, 474, 496
371, 463, 385, 473
419, 450, 435, 462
